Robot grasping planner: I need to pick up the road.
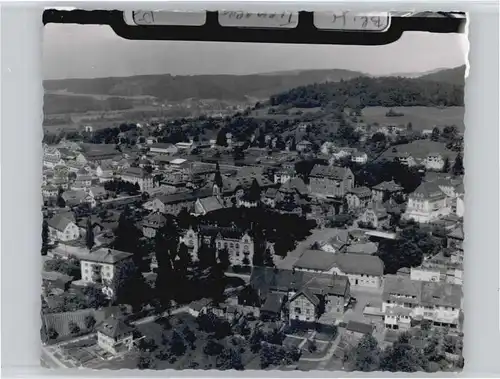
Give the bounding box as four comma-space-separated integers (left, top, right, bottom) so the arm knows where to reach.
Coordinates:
275, 228, 341, 270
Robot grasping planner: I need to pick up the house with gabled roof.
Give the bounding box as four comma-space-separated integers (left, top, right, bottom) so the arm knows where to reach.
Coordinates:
194, 196, 224, 216
345, 186, 372, 210
308, 165, 354, 199
371, 180, 404, 204
403, 181, 451, 223
142, 212, 167, 238
47, 214, 80, 242
382, 275, 462, 330
79, 248, 134, 298
97, 315, 135, 355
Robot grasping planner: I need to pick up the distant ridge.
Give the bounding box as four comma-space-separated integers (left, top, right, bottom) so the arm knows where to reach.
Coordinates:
43, 69, 364, 102
418, 65, 466, 85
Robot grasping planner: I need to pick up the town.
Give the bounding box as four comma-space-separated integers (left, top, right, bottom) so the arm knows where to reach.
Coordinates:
40, 73, 465, 371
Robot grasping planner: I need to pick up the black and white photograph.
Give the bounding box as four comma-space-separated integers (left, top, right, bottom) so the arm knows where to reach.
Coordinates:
40, 11, 466, 372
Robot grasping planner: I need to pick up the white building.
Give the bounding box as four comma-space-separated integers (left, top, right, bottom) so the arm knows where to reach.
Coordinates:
97, 316, 134, 355
79, 248, 134, 298
351, 152, 368, 165
403, 182, 452, 223
149, 143, 179, 155
119, 167, 154, 192
423, 153, 446, 171
47, 215, 80, 242
382, 275, 462, 330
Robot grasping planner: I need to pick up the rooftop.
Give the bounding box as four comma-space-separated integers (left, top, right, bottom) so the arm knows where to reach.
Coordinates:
80, 248, 133, 265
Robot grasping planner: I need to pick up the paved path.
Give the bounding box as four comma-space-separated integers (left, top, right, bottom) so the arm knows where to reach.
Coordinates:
276, 228, 340, 270
132, 306, 188, 325
299, 332, 342, 365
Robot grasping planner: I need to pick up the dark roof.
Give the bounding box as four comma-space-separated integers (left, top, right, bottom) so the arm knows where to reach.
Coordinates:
197, 196, 224, 213
250, 266, 349, 299
120, 167, 149, 178
310, 165, 351, 180
261, 293, 285, 313
143, 212, 167, 228
333, 253, 384, 276
411, 182, 446, 200
47, 214, 74, 232
346, 320, 374, 335
294, 250, 337, 271
79, 248, 133, 264
420, 281, 462, 309
290, 288, 320, 307
372, 180, 403, 192
97, 315, 134, 339
448, 225, 464, 240
349, 186, 372, 197
157, 189, 212, 204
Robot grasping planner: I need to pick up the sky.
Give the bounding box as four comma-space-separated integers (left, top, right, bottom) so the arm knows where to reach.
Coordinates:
43, 24, 468, 80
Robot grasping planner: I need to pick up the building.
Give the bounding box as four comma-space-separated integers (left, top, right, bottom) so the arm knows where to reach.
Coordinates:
79, 248, 134, 298
97, 316, 134, 355
47, 214, 80, 242
344, 321, 375, 340
62, 189, 96, 208
403, 182, 451, 223
149, 143, 179, 155
423, 153, 446, 171
296, 140, 313, 152
345, 187, 372, 210
371, 180, 404, 204
119, 167, 154, 192
142, 212, 167, 238
273, 168, 295, 184
447, 225, 464, 263
143, 189, 212, 215
194, 196, 224, 216
358, 203, 389, 229
382, 275, 462, 330
351, 152, 368, 165
308, 165, 354, 199
180, 225, 254, 266
250, 267, 350, 326
293, 251, 384, 289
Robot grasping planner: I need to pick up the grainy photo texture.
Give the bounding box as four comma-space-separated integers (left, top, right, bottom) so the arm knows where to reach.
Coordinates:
40, 11, 467, 372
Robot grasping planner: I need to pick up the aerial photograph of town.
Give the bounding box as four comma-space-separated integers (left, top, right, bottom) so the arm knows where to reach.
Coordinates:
40, 11, 466, 372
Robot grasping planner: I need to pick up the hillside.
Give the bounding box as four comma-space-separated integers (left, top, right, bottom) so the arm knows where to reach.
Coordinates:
270, 75, 464, 109
43, 69, 363, 103
419, 65, 466, 86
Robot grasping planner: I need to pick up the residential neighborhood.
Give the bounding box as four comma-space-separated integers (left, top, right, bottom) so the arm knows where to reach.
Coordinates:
40, 17, 466, 373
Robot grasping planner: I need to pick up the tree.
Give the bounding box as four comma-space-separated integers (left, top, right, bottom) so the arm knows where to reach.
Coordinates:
85, 217, 95, 250
174, 242, 192, 273
113, 260, 151, 311
47, 327, 59, 341
56, 188, 66, 208
406, 122, 413, 132
217, 247, 230, 270
431, 127, 441, 142
380, 338, 427, 372
347, 334, 381, 372
217, 347, 244, 370
198, 239, 217, 269
113, 206, 142, 260
441, 157, 451, 173
84, 315, 96, 330
263, 248, 274, 267
216, 129, 228, 147
41, 219, 50, 256
452, 152, 464, 176
82, 285, 109, 309
204, 339, 224, 356
170, 330, 187, 356
182, 326, 197, 349
68, 321, 81, 336
214, 162, 223, 190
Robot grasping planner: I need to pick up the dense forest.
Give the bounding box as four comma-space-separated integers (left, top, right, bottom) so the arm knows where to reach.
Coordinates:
44, 94, 133, 115
269, 76, 464, 109
43, 69, 363, 102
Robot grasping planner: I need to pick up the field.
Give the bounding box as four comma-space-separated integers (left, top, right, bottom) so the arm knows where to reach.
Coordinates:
361, 106, 465, 132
